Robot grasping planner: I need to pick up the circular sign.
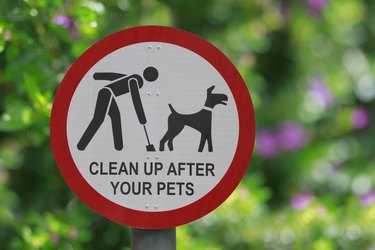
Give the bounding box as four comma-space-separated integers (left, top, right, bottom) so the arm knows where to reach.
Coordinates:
50, 26, 255, 229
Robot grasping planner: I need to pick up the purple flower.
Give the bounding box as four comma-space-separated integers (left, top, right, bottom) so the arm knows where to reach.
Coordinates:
277, 122, 307, 152
257, 129, 280, 158
307, 0, 329, 17
257, 122, 308, 158
51, 233, 59, 243
52, 14, 79, 39
308, 77, 334, 108
291, 193, 313, 210
360, 191, 375, 206
351, 107, 370, 130
52, 14, 71, 28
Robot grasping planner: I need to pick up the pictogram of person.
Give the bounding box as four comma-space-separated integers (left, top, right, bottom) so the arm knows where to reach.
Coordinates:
77, 66, 158, 151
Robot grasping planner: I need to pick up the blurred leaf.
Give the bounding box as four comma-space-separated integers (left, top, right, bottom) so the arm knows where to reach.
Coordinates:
0, 97, 34, 131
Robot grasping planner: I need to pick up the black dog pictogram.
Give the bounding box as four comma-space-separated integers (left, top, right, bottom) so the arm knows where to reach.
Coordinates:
77, 67, 158, 151
159, 85, 228, 152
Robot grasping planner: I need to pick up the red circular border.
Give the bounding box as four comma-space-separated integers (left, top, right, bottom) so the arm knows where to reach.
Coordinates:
50, 26, 255, 229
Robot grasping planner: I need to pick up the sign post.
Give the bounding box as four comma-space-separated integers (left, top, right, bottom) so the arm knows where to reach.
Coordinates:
131, 228, 176, 250
50, 26, 255, 245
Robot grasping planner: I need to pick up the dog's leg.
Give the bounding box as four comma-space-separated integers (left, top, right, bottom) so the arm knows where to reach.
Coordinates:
166, 123, 184, 151
160, 112, 185, 151
198, 134, 207, 152
207, 130, 213, 152
159, 114, 173, 151
159, 132, 168, 151
167, 137, 174, 151
159, 128, 182, 151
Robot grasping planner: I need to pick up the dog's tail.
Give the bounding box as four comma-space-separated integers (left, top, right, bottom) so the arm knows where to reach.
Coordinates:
168, 104, 177, 114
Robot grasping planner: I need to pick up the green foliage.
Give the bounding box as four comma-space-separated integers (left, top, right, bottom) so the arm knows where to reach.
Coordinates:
1, 0, 375, 249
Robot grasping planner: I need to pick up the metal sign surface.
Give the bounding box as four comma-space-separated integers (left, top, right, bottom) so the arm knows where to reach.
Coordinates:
50, 26, 255, 229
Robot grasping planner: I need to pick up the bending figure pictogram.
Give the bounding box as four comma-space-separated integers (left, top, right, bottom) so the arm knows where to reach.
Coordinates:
77, 66, 158, 151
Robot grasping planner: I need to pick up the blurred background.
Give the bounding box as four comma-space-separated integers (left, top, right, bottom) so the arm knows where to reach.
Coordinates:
1, 0, 375, 249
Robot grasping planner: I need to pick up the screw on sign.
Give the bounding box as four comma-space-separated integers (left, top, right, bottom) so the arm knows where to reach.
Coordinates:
50, 26, 255, 229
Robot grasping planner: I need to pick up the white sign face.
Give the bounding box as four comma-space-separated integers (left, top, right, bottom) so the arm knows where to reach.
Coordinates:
66, 42, 239, 212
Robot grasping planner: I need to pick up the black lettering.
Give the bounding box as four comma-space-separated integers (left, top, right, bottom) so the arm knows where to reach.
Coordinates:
118, 162, 128, 175
109, 162, 117, 175
167, 182, 175, 195
110, 181, 119, 195
186, 162, 194, 176
196, 163, 204, 176
157, 182, 166, 195
186, 182, 194, 196
100, 162, 108, 175
155, 162, 163, 175
132, 181, 141, 195
206, 163, 215, 176
144, 162, 153, 175
130, 162, 139, 175
143, 182, 152, 195
176, 182, 184, 195
89, 162, 99, 175
178, 162, 185, 175
167, 163, 177, 175
120, 182, 131, 194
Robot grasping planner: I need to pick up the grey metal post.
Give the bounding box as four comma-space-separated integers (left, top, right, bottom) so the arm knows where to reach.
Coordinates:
131, 228, 176, 250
